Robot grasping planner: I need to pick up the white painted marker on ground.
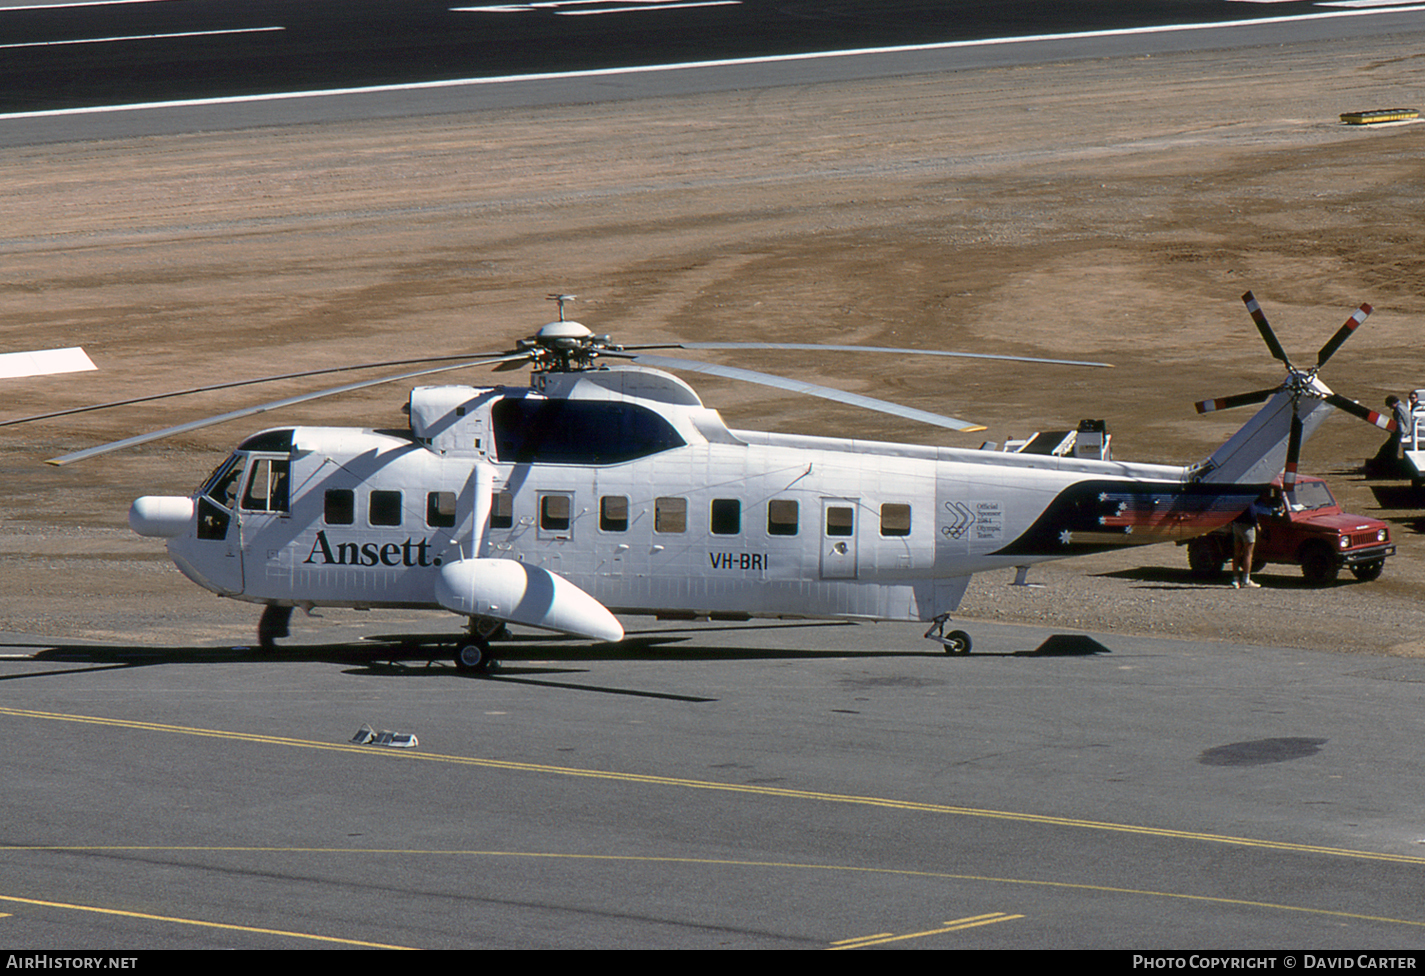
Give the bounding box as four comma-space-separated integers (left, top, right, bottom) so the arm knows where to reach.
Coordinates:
0, 347, 97, 379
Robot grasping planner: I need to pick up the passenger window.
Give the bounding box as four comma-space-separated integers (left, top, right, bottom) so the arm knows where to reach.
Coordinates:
655, 497, 687, 533
600, 495, 629, 532
710, 499, 741, 535
490, 491, 513, 530
370, 490, 403, 526
427, 491, 457, 529
241, 458, 289, 513
826, 506, 855, 537
324, 489, 355, 525
880, 503, 911, 537
540, 494, 571, 532
767, 499, 799, 536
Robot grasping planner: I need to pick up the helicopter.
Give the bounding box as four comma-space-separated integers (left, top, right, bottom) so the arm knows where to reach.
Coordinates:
12, 292, 1394, 670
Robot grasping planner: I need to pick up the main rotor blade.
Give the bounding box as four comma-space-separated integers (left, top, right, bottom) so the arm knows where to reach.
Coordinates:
3, 350, 517, 429
1242, 291, 1292, 367
663, 343, 1114, 369
1323, 392, 1396, 431
621, 353, 987, 432
45, 355, 525, 466
1315, 303, 1372, 369
1283, 412, 1303, 491
1195, 388, 1280, 414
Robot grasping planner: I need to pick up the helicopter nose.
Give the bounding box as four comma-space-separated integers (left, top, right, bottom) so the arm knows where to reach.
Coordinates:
129, 496, 195, 538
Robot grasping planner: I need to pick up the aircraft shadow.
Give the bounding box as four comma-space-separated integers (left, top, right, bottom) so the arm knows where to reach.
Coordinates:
5, 625, 1108, 693
1367, 485, 1425, 531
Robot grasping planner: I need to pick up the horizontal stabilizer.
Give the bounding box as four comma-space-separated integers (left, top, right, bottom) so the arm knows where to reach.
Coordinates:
435, 558, 624, 642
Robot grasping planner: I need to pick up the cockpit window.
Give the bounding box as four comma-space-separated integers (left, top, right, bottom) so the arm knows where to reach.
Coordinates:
238, 429, 294, 453
241, 458, 290, 513
492, 397, 684, 465
201, 455, 244, 510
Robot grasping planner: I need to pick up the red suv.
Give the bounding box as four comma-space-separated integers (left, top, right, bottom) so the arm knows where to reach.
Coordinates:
1184, 475, 1393, 585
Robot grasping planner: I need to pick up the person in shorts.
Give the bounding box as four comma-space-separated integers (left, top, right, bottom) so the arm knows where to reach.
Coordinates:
1230, 492, 1274, 589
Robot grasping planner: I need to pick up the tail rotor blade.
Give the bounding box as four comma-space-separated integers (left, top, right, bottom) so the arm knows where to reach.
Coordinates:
1242, 291, 1292, 366
1324, 391, 1396, 431
1284, 412, 1303, 491
1194, 388, 1278, 414
1315, 303, 1372, 369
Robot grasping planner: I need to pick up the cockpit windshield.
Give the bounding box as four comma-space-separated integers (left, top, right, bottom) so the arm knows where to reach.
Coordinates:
200, 454, 244, 509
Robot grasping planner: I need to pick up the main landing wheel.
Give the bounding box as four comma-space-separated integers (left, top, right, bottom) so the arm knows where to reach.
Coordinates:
454, 639, 495, 674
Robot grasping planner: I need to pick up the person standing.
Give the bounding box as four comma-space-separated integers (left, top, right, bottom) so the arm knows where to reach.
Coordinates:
1368, 395, 1410, 476
1405, 391, 1420, 450
1230, 492, 1273, 589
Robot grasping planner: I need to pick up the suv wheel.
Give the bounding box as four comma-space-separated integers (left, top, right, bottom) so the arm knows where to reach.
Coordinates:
1300, 542, 1340, 586
1187, 537, 1225, 578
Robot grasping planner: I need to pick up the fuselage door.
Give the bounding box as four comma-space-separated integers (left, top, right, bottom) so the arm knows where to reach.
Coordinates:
820, 498, 859, 579
187, 452, 246, 595
236, 454, 292, 593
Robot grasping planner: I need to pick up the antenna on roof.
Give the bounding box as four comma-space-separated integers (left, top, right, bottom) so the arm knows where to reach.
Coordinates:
547, 293, 577, 321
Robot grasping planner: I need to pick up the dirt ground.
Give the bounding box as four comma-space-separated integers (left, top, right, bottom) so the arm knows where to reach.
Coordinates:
4, 33, 1425, 654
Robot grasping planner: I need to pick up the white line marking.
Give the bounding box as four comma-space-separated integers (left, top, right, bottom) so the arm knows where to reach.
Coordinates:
1, 6, 1422, 121
1234, 0, 1420, 4
454, 0, 739, 11
555, 2, 740, 14
453, 0, 737, 10
0, 26, 283, 49
0, 0, 183, 10
0, 347, 96, 380
1315, 0, 1424, 6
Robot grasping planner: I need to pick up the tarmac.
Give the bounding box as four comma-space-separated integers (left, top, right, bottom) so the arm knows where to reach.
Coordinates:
3, 616, 1424, 948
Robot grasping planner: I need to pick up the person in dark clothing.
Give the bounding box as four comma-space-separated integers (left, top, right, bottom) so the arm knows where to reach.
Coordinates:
1366, 394, 1410, 477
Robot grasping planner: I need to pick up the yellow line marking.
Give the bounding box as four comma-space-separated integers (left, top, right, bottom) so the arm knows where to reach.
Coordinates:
0, 893, 415, 949
4, 705, 1425, 868
832, 932, 894, 946
4, 847, 1423, 932
832, 912, 1023, 949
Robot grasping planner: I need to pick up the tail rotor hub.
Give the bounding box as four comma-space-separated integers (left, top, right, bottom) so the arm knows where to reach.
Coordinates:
1194, 290, 1389, 488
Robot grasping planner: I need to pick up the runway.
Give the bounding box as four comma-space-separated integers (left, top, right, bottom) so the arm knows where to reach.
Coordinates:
5, 0, 1420, 113
3, 617, 1424, 949
2, 0, 1424, 144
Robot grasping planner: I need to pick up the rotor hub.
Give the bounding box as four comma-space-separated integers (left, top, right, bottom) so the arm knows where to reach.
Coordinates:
517, 320, 619, 372
535, 320, 593, 345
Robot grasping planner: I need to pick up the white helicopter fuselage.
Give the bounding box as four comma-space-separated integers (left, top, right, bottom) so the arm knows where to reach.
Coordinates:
109, 293, 1389, 660
134, 365, 1263, 640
